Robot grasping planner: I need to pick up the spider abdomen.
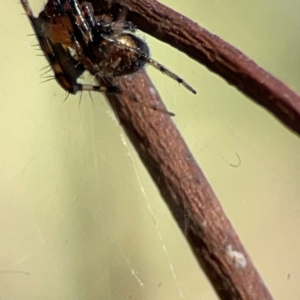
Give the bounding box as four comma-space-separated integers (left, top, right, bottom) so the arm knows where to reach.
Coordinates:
93, 34, 149, 77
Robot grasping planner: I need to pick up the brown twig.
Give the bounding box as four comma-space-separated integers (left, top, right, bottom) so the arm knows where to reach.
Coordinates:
104, 72, 274, 300
102, 0, 300, 136
91, 0, 281, 299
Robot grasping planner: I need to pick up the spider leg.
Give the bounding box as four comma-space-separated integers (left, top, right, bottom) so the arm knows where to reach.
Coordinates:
21, 0, 118, 95
98, 77, 122, 94
101, 35, 197, 94
67, 1, 135, 42
41, 40, 119, 94
52, 39, 120, 94
20, 0, 34, 19
80, 83, 121, 94
21, 0, 82, 93
80, 1, 96, 29
63, 0, 93, 45
144, 56, 197, 94
61, 0, 103, 76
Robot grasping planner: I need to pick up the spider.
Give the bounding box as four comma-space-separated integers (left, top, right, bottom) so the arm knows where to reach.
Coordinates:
21, 0, 196, 97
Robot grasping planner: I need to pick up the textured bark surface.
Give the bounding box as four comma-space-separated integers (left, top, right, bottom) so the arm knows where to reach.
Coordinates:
103, 71, 274, 300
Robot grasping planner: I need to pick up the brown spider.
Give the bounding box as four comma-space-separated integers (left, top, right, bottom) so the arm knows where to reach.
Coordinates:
21, 0, 196, 96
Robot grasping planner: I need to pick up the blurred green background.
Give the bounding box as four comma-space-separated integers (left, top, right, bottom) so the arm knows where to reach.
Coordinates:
0, 0, 300, 299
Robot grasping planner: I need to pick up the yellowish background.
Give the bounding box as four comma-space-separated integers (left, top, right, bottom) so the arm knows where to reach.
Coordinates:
0, 0, 300, 299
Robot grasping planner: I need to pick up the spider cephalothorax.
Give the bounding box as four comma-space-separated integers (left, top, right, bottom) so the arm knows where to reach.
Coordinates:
21, 0, 196, 95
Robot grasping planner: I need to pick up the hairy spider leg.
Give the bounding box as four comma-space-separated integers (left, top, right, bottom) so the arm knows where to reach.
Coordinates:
47, 0, 97, 73
61, 0, 122, 92
101, 35, 197, 94
21, 0, 83, 93
147, 56, 197, 94
80, 1, 96, 29
63, 0, 93, 44
21, 0, 119, 94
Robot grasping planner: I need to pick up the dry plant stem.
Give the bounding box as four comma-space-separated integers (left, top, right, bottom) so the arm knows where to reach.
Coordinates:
108, 0, 300, 136
104, 72, 274, 300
